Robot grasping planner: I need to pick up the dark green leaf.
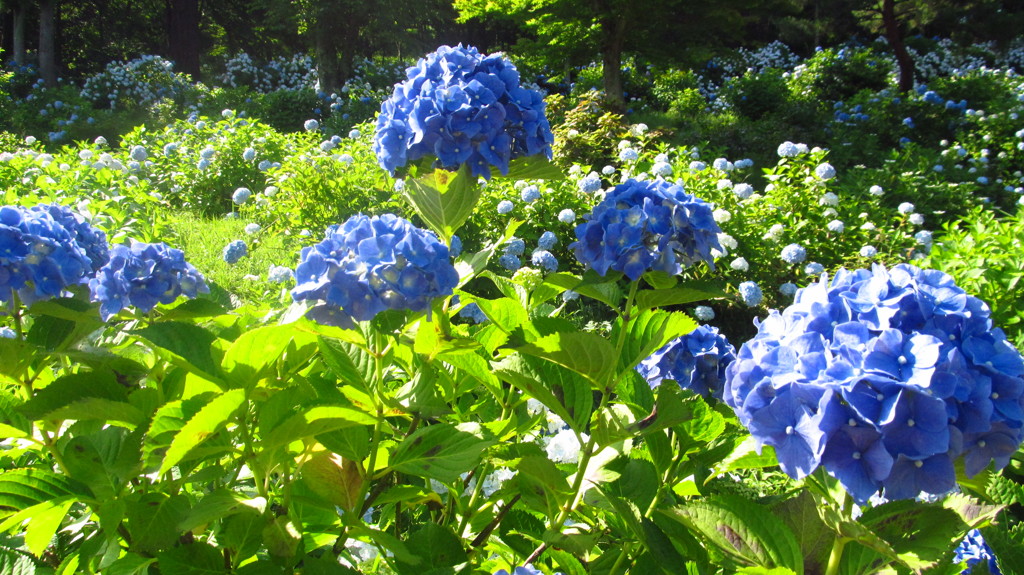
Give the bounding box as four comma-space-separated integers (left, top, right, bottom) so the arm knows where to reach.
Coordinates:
772, 492, 833, 575
389, 423, 493, 483
178, 489, 266, 532
858, 500, 968, 570
396, 524, 467, 571
125, 493, 191, 555
634, 281, 729, 312
319, 336, 374, 390
262, 405, 379, 454
156, 542, 227, 575
504, 155, 564, 180
133, 322, 221, 381
0, 468, 87, 513
544, 271, 623, 309
492, 353, 593, 432
613, 308, 695, 373
160, 298, 228, 320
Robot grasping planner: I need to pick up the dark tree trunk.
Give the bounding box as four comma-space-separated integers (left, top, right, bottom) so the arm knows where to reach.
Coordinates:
882, 0, 914, 93
313, 2, 362, 94
167, 0, 200, 78
600, 15, 628, 113
38, 0, 57, 87
12, 3, 26, 65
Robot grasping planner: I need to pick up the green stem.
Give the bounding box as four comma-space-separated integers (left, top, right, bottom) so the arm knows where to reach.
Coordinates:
824, 491, 854, 575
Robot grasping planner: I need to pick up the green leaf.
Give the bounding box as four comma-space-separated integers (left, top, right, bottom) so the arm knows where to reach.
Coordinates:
222, 324, 318, 388
143, 394, 210, 468
981, 525, 1024, 575
515, 331, 617, 387
403, 164, 480, 241
25, 298, 101, 351
178, 489, 266, 532
125, 493, 191, 555
133, 321, 221, 381
772, 492, 834, 575
317, 425, 372, 462
548, 549, 587, 575
62, 427, 140, 500
634, 281, 729, 312
156, 542, 227, 574
160, 298, 228, 320
0, 468, 87, 514
858, 500, 969, 570
544, 271, 623, 309
395, 524, 467, 572
438, 350, 503, 400
262, 405, 379, 454
661, 494, 804, 573
318, 336, 374, 391
389, 422, 493, 483
492, 353, 593, 432
19, 371, 126, 419
633, 385, 723, 443
101, 552, 156, 575
504, 155, 564, 180
221, 509, 265, 564
0, 496, 75, 557
707, 436, 780, 481
160, 388, 246, 474
468, 297, 529, 336
614, 308, 696, 373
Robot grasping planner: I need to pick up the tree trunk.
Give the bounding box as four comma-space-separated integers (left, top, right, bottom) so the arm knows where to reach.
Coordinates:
882, 0, 914, 93
12, 3, 27, 66
600, 15, 628, 113
38, 0, 57, 87
167, 0, 201, 78
312, 2, 362, 94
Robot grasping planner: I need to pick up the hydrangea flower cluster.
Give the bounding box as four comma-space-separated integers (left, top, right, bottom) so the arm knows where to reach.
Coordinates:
570, 178, 723, 281
0, 204, 107, 303
373, 44, 554, 179
291, 214, 459, 324
637, 325, 737, 399
724, 264, 1024, 502
89, 241, 208, 320
953, 529, 1001, 574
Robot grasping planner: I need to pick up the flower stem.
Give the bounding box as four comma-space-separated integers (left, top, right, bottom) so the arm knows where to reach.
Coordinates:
824, 491, 854, 575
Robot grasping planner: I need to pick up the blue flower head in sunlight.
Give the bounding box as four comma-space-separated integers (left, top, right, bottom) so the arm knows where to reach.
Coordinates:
291, 214, 459, 325
89, 241, 208, 320
724, 263, 1024, 503
638, 324, 736, 399
0, 204, 103, 304
373, 44, 554, 179
569, 178, 722, 281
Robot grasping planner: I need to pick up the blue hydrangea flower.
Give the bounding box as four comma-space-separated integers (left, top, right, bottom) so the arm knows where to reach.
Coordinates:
0, 204, 107, 304
652, 161, 673, 177
497, 200, 514, 214
738, 281, 763, 307
558, 209, 576, 223
619, 148, 639, 163
724, 264, 1024, 503
505, 238, 526, 256
694, 305, 715, 321
537, 231, 557, 250
458, 302, 488, 324
499, 254, 521, 271
494, 565, 559, 575
291, 214, 459, 324
130, 145, 148, 162
223, 240, 248, 264
954, 529, 1001, 574
372, 44, 554, 179
531, 249, 558, 272
781, 244, 807, 264
637, 324, 736, 399
578, 173, 602, 194
89, 241, 208, 320
777, 141, 799, 157
804, 262, 825, 276
779, 282, 798, 296
304, 119, 319, 131
601, 165, 616, 175
449, 235, 463, 258
244, 223, 261, 235
232, 187, 252, 205
242, 147, 256, 162
570, 178, 723, 281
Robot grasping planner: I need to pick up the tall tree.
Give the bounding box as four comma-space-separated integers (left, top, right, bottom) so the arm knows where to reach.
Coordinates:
455, 0, 783, 112
37, 0, 56, 86
166, 0, 200, 77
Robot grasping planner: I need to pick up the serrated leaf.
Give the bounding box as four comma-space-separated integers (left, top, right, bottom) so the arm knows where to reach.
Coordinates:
19, 371, 127, 420
222, 324, 317, 388
469, 297, 529, 336
515, 331, 617, 387
482, 271, 530, 308
504, 155, 564, 180
544, 271, 623, 309
318, 336, 373, 391
160, 389, 246, 474
126, 493, 191, 555
0, 468, 87, 513
707, 436, 781, 481
634, 281, 729, 312
0, 496, 74, 557
661, 494, 804, 573
403, 164, 480, 241
773, 492, 834, 575
492, 353, 593, 432
262, 405, 379, 454
133, 321, 221, 381
858, 501, 968, 569
389, 423, 493, 483
178, 489, 266, 532
156, 542, 227, 574
396, 524, 467, 571
614, 308, 696, 374
548, 549, 587, 575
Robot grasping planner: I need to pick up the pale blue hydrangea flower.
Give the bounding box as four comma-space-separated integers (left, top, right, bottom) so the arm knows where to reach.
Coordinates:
694, 305, 715, 321
652, 161, 673, 177
268, 265, 293, 283
232, 187, 252, 205
242, 147, 256, 161
869, 185, 884, 196
859, 245, 878, 258
827, 220, 845, 233
244, 223, 261, 235
578, 173, 602, 194
521, 185, 541, 202
738, 281, 763, 306
779, 282, 798, 297
303, 119, 319, 131
602, 165, 616, 175
909, 213, 925, 226
619, 148, 639, 163
730, 257, 749, 271
558, 209, 576, 223
537, 231, 557, 250
733, 183, 754, 200
497, 200, 514, 214
777, 141, 799, 157
223, 239, 248, 264
815, 162, 837, 180
898, 202, 915, 214
804, 262, 825, 276
781, 244, 807, 264
689, 161, 707, 171
561, 289, 579, 302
